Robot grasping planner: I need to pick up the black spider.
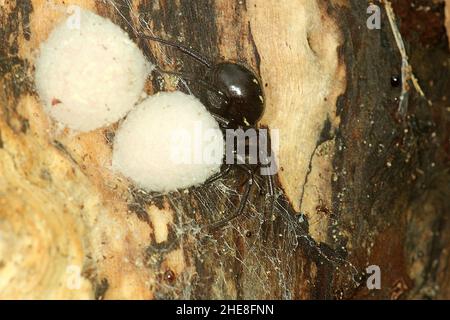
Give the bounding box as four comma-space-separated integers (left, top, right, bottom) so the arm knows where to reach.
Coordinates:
141, 34, 277, 230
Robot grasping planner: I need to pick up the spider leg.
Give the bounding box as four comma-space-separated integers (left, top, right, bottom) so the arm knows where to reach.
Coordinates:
140, 34, 212, 68
204, 164, 231, 184
266, 173, 275, 203
206, 165, 254, 231
212, 114, 231, 127
256, 127, 277, 218
264, 172, 276, 220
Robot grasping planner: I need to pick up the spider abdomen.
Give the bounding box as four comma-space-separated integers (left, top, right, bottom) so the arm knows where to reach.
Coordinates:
206, 62, 265, 126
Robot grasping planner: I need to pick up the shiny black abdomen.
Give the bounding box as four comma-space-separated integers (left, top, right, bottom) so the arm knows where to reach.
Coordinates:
204, 62, 265, 126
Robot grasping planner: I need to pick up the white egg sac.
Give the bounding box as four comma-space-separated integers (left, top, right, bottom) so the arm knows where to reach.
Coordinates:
112, 91, 224, 192
35, 8, 152, 132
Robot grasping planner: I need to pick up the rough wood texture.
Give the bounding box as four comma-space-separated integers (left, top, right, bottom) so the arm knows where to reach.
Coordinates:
445, 0, 450, 47
0, 0, 449, 299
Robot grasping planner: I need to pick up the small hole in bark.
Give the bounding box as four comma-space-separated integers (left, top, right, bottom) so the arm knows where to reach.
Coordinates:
164, 269, 176, 283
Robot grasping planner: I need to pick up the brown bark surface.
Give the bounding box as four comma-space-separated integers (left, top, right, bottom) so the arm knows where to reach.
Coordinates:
0, 0, 449, 299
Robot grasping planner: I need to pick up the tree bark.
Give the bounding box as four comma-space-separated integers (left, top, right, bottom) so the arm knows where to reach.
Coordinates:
0, 0, 448, 299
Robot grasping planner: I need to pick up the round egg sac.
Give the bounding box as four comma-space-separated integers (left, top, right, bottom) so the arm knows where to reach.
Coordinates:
34, 8, 152, 132
112, 91, 224, 192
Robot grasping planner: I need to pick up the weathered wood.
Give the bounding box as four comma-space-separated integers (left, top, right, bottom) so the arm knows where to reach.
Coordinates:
0, 0, 448, 299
